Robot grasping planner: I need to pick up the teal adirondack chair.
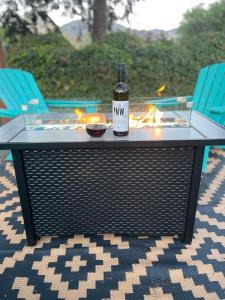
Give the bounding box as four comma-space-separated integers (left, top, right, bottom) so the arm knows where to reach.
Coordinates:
0, 68, 102, 160
0, 68, 102, 118
145, 62, 225, 172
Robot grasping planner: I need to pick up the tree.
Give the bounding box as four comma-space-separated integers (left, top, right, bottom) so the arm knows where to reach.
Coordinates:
92, 0, 107, 42
0, 1, 58, 41
0, 40, 6, 68
0, 29, 6, 68
178, 0, 225, 72
178, 0, 225, 40
0, 0, 141, 42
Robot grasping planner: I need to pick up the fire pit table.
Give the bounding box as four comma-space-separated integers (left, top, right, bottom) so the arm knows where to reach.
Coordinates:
0, 104, 224, 246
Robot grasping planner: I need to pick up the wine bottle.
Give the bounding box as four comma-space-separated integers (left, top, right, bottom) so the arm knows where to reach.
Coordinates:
113, 63, 129, 136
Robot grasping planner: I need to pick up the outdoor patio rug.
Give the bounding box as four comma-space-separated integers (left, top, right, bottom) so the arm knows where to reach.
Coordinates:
0, 149, 225, 300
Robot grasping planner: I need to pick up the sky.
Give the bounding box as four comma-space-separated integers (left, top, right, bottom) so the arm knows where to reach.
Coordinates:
50, 0, 217, 30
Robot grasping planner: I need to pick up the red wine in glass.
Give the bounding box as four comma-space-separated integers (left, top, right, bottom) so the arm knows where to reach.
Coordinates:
86, 123, 106, 137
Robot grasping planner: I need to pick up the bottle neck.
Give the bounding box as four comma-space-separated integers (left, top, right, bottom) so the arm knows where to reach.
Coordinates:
118, 69, 125, 82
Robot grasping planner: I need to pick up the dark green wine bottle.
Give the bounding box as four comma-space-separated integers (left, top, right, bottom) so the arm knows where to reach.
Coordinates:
112, 63, 129, 136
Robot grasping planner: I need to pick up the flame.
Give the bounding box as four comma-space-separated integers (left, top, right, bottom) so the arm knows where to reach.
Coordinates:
74, 110, 105, 124
153, 109, 163, 126
74, 105, 165, 129
156, 84, 167, 96
129, 104, 163, 128
74, 108, 83, 121
87, 115, 101, 124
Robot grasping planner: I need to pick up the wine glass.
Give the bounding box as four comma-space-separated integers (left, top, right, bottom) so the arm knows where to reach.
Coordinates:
85, 113, 106, 137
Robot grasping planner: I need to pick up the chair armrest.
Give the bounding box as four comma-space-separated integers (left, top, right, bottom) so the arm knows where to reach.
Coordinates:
0, 109, 19, 118
45, 99, 102, 108
208, 106, 225, 114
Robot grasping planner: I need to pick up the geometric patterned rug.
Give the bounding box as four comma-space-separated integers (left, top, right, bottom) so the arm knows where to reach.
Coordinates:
0, 149, 225, 300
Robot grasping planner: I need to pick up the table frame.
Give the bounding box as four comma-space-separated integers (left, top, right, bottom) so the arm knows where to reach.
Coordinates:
0, 111, 224, 245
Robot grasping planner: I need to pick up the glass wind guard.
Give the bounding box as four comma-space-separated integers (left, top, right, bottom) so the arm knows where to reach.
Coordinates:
21, 98, 192, 131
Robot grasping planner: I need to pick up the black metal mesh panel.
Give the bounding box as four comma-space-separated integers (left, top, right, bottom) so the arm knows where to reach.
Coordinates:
22, 147, 195, 237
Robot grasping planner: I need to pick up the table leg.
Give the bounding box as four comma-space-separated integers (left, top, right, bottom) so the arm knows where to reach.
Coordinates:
183, 146, 204, 243
12, 150, 37, 246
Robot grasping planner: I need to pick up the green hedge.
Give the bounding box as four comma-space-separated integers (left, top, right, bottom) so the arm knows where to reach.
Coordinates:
7, 31, 225, 104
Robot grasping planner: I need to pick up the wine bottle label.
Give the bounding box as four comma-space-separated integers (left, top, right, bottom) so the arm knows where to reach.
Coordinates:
112, 100, 129, 132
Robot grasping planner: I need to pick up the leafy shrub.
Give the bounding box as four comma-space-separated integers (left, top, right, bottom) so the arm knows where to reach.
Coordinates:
7, 31, 225, 104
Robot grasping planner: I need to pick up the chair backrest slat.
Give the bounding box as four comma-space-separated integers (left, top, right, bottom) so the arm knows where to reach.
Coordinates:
0, 68, 48, 112
193, 62, 225, 125
204, 64, 225, 114
192, 66, 209, 110
209, 66, 225, 125
194, 64, 218, 112
21, 71, 48, 112
0, 69, 25, 109
5, 69, 34, 107
0, 77, 18, 110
